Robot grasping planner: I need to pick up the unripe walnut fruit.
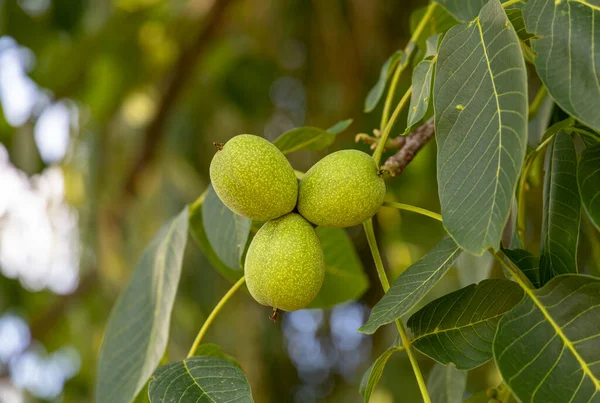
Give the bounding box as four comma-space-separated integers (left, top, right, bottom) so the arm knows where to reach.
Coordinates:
298, 150, 386, 228
245, 213, 325, 311
209, 134, 298, 221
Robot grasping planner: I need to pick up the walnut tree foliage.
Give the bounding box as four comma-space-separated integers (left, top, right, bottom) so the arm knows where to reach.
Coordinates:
96, 0, 600, 402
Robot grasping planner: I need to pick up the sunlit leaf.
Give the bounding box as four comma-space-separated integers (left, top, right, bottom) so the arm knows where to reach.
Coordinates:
503, 248, 540, 289
273, 126, 337, 155
407, 279, 523, 370
434, 0, 528, 255
327, 118, 353, 134
578, 143, 600, 231
96, 208, 189, 403
426, 363, 467, 403
540, 132, 580, 285
148, 356, 253, 402
364, 50, 404, 112
359, 342, 402, 403
189, 194, 243, 283
406, 59, 435, 134
494, 274, 600, 402
203, 185, 251, 270
425, 33, 442, 59
308, 227, 369, 309
360, 237, 461, 334
523, 0, 600, 131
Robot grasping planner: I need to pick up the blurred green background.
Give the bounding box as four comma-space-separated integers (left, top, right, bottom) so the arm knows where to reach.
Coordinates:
2, 0, 597, 402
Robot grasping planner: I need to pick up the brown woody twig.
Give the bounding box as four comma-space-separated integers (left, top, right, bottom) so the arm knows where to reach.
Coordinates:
381, 119, 435, 176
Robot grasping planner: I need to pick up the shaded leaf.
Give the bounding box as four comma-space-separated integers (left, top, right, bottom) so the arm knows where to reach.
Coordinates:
578, 144, 600, 231
96, 208, 189, 403
523, 0, 600, 131
503, 248, 540, 289
406, 59, 435, 134
425, 33, 442, 59
273, 126, 336, 155
505, 7, 535, 41
408, 279, 523, 370
426, 363, 467, 403
308, 227, 369, 309
494, 274, 600, 402
327, 118, 353, 134
540, 132, 580, 285
359, 343, 402, 403
410, 5, 459, 51
360, 237, 461, 334
455, 251, 494, 288
148, 356, 253, 403
189, 195, 242, 283
364, 50, 404, 112
434, 0, 528, 255
203, 185, 251, 270
192, 344, 241, 369
437, 0, 486, 22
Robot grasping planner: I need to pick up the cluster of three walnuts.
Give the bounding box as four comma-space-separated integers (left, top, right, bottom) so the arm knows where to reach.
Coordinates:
210, 135, 386, 316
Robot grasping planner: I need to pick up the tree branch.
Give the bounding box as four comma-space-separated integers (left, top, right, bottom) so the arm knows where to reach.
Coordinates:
381, 119, 435, 176
122, 0, 237, 199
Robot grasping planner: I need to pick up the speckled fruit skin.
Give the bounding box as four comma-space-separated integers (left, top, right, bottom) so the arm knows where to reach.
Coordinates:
245, 213, 325, 311
209, 134, 298, 221
298, 149, 386, 228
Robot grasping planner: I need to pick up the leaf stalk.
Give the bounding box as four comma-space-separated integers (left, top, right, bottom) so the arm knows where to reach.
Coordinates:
187, 276, 246, 358
362, 219, 432, 403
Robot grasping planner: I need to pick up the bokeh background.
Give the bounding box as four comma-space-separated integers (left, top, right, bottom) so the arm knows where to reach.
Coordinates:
1, 0, 599, 402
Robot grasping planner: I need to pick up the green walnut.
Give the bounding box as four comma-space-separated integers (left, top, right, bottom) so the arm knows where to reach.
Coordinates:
298, 149, 385, 228
245, 213, 325, 312
209, 134, 298, 221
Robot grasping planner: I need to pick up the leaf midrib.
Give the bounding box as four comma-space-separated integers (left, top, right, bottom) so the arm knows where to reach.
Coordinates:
475, 15, 503, 248
412, 310, 508, 343
279, 128, 332, 154
522, 284, 600, 390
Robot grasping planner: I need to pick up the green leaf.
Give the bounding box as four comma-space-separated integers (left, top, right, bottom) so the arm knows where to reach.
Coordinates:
327, 118, 353, 134
455, 251, 494, 288
96, 208, 189, 403
407, 279, 523, 370
364, 50, 404, 113
359, 343, 402, 403
425, 33, 442, 59
426, 363, 467, 403
523, 0, 600, 131
406, 59, 435, 134
360, 237, 461, 334
202, 185, 251, 270
493, 274, 600, 402
578, 144, 600, 231
192, 344, 241, 368
540, 132, 581, 285
437, 0, 486, 22
148, 356, 253, 403
504, 7, 535, 41
410, 5, 458, 51
503, 248, 540, 288
273, 126, 337, 155
189, 194, 243, 283
308, 227, 369, 309
434, 0, 528, 255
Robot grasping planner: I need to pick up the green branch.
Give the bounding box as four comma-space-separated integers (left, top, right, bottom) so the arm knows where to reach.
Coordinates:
187, 276, 246, 358
362, 219, 432, 403
373, 87, 413, 166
